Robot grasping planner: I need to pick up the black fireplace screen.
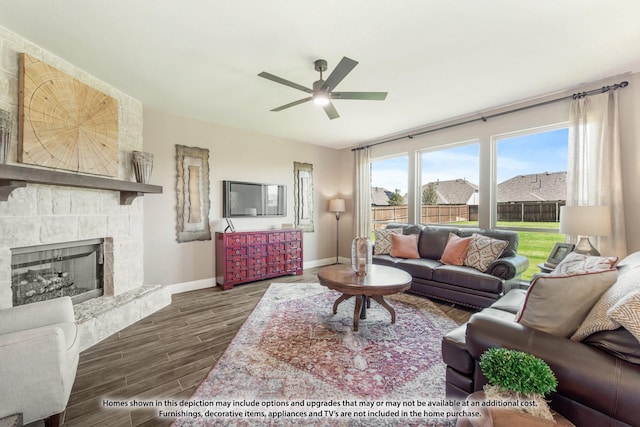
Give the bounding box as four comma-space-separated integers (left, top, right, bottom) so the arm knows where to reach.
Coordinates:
11, 238, 104, 306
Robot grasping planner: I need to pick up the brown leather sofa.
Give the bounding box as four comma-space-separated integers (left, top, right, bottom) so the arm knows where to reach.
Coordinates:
442, 253, 640, 427
372, 223, 529, 309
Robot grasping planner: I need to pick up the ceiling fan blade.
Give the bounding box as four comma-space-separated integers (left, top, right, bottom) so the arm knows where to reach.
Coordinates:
258, 72, 313, 94
332, 91, 388, 101
323, 102, 340, 120
321, 57, 358, 92
270, 97, 312, 111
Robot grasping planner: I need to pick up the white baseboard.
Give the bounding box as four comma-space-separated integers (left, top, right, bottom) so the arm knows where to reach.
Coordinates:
304, 258, 341, 268
165, 278, 216, 295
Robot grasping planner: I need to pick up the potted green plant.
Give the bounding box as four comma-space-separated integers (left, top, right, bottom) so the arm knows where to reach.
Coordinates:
479, 347, 558, 422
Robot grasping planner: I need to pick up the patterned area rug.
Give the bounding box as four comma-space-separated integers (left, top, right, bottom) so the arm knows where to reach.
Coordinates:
171, 283, 460, 426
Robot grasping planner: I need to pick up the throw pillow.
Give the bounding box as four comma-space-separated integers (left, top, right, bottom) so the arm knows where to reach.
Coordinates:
516, 269, 618, 338
551, 252, 618, 276
373, 228, 402, 255
607, 291, 640, 343
390, 233, 420, 259
571, 271, 640, 341
440, 233, 472, 266
463, 233, 509, 272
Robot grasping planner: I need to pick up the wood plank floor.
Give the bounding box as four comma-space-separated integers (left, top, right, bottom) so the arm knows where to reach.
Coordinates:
61, 267, 474, 426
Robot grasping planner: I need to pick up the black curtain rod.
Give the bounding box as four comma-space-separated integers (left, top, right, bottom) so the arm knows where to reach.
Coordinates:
351, 80, 629, 152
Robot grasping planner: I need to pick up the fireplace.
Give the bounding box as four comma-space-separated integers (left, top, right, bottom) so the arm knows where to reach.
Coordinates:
11, 239, 104, 306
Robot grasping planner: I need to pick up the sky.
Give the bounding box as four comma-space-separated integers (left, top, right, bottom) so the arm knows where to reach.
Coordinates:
371, 128, 568, 195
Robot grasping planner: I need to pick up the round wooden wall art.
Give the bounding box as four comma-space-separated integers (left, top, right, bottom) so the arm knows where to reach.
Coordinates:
18, 53, 119, 177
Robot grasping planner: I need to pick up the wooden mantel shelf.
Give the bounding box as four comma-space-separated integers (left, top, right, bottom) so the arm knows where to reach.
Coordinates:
0, 164, 163, 205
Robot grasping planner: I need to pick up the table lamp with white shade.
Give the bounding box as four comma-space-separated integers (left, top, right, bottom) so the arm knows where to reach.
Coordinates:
329, 198, 346, 263
559, 205, 611, 256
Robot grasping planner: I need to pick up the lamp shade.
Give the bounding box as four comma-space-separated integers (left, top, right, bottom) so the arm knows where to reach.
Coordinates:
560, 206, 611, 236
329, 198, 346, 213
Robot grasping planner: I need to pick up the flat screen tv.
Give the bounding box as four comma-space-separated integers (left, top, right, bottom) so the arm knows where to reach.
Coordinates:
223, 180, 286, 218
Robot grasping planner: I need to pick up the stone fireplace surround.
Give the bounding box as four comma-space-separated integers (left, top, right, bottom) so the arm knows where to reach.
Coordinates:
0, 26, 170, 351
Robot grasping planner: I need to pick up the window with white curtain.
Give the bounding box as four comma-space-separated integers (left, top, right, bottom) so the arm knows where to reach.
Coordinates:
494, 126, 569, 280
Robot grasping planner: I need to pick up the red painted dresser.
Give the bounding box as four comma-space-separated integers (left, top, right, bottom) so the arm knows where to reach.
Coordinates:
215, 229, 303, 290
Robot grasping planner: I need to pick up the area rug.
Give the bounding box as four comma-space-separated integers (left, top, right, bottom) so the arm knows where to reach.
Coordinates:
170, 283, 461, 426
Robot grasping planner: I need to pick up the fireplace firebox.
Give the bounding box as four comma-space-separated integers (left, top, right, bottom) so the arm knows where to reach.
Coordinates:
11, 238, 104, 306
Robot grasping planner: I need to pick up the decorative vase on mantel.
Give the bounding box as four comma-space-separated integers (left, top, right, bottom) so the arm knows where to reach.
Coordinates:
131, 150, 153, 184
0, 109, 12, 164
351, 237, 373, 276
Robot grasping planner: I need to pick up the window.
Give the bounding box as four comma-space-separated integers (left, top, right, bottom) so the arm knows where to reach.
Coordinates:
370, 155, 408, 232
495, 127, 569, 280
420, 143, 479, 226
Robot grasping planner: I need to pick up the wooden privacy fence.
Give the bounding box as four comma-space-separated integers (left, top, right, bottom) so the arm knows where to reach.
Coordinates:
372, 205, 472, 229
372, 201, 563, 228
497, 202, 565, 222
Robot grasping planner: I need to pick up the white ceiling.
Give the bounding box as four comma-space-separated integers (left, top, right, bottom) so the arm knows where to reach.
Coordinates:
1, 0, 639, 150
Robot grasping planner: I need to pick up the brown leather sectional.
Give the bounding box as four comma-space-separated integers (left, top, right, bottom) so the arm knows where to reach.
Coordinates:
372, 223, 529, 309
442, 254, 640, 427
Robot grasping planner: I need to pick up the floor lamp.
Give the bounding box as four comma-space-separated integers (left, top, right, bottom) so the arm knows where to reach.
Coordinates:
329, 199, 346, 264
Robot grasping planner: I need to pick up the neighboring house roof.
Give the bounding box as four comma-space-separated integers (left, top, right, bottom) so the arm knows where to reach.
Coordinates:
497, 171, 566, 202
373, 172, 566, 205
371, 187, 394, 206
422, 179, 479, 205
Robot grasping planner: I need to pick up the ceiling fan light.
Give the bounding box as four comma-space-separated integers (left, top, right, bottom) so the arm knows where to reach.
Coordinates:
313, 92, 330, 106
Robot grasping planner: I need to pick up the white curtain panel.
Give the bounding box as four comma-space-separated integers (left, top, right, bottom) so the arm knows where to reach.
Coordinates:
353, 147, 371, 238
568, 91, 627, 258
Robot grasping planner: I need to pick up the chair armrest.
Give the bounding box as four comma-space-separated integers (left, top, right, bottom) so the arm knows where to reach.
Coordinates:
465, 313, 640, 427
0, 296, 75, 335
0, 325, 75, 422
486, 254, 529, 280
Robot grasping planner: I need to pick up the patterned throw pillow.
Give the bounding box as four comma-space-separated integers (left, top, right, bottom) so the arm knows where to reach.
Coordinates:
440, 233, 472, 266
517, 269, 618, 338
373, 228, 402, 255
552, 252, 618, 276
571, 271, 640, 341
463, 233, 509, 272
608, 291, 640, 342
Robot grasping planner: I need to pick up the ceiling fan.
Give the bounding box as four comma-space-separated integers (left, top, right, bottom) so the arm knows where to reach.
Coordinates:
258, 56, 387, 120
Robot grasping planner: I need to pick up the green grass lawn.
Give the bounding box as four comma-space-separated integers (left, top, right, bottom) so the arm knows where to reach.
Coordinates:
509, 227, 564, 281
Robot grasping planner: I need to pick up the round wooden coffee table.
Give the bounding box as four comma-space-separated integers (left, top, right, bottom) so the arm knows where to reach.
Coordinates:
317, 264, 412, 331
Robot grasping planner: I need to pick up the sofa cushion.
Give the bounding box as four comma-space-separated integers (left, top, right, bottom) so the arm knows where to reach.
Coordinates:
432, 265, 503, 294
517, 269, 618, 338
440, 233, 472, 266
390, 233, 420, 258
395, 258, 441, 280
489, 288, 527, 314
373, 228, 402, 255
552, 252, 618, 275
583, 327, 640, 364
371, 254, 399, 268
463, 233, 509, 272
385, 223, 424, 236
418, 225, 459, 259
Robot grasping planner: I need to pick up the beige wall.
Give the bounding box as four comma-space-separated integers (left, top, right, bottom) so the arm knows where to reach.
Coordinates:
142, 109, 342, 286
340, 72, 640, 255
